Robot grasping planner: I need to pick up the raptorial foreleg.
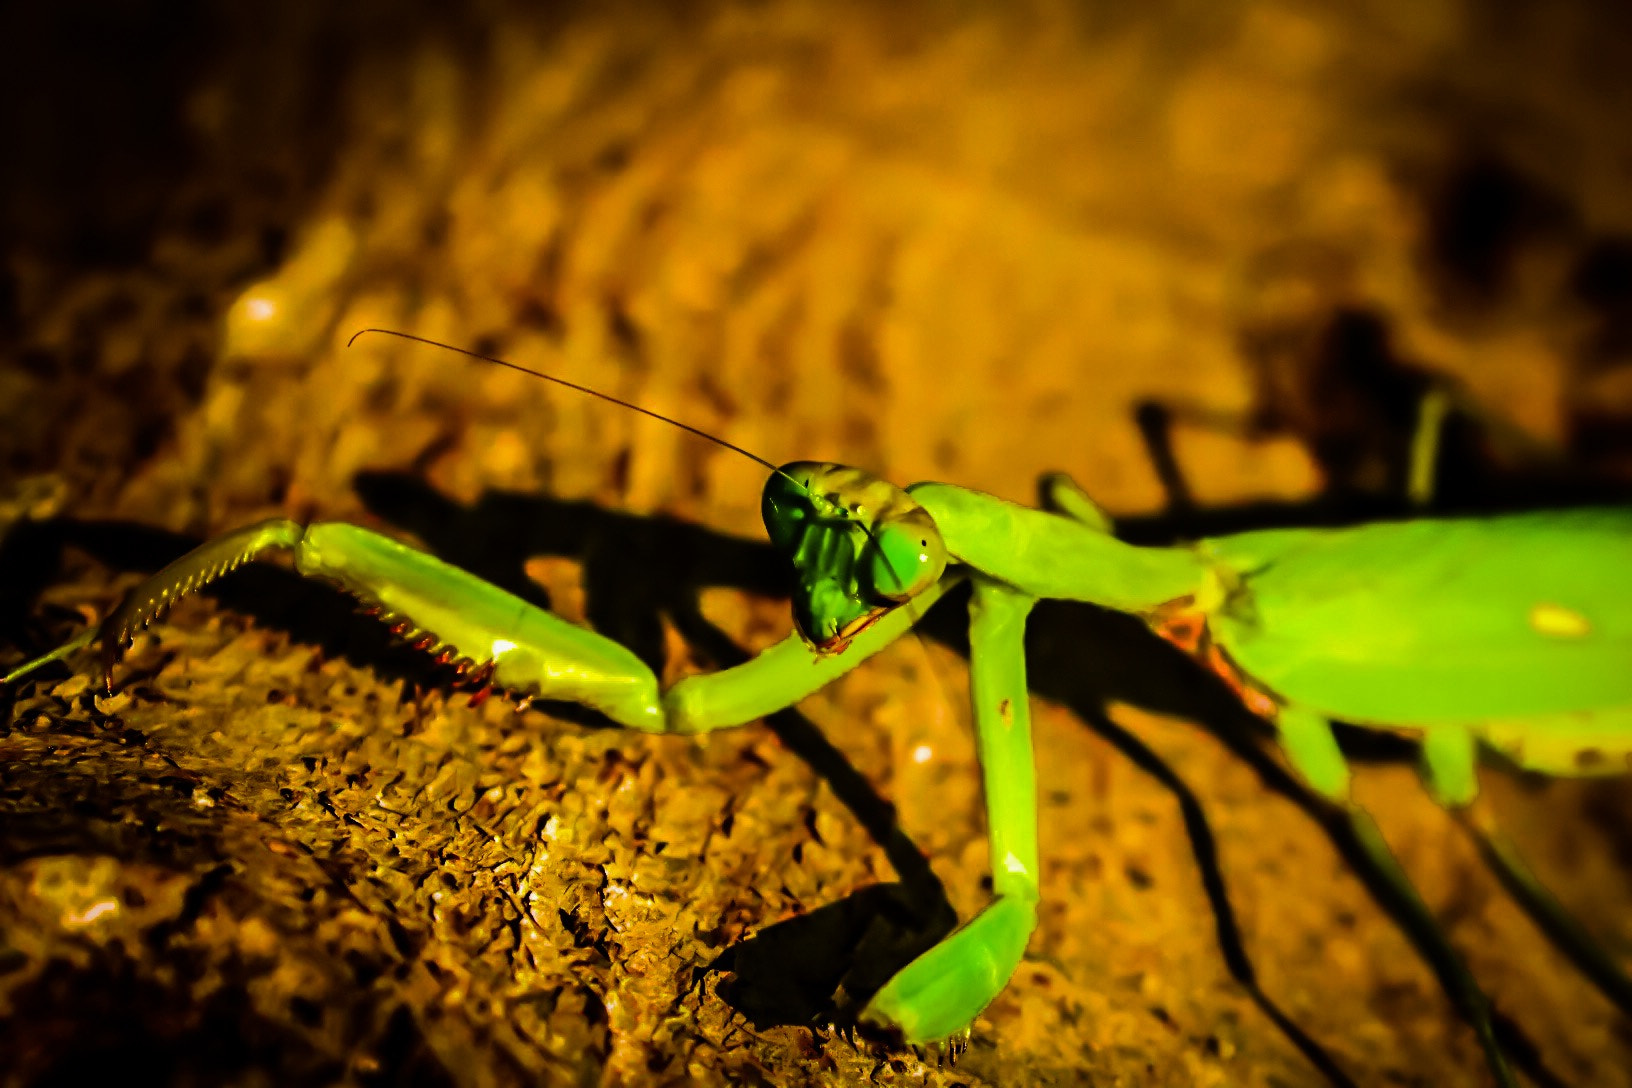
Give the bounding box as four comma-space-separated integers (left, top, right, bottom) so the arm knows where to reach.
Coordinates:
4, 519, 961, 737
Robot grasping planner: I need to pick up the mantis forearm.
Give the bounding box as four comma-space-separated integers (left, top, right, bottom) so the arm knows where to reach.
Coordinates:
665, 569, 966, 732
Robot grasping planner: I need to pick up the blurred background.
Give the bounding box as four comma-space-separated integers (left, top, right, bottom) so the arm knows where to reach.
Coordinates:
1, 2, 1630, 1085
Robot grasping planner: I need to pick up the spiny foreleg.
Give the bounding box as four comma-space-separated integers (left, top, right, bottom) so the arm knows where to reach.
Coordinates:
5, 519, 961, 736
5, 518, 665, 726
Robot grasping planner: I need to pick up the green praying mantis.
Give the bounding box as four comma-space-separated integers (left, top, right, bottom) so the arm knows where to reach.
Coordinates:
4, 331, 1630, 1086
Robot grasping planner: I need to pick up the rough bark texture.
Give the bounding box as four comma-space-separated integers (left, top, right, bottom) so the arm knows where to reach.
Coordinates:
3, 3, 1632, 1086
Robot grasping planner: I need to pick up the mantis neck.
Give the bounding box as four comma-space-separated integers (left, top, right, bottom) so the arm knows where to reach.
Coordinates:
908, 482, 1211, 612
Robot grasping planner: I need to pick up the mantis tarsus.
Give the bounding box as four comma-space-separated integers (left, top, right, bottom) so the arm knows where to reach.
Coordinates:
4, 331, 1629, 1086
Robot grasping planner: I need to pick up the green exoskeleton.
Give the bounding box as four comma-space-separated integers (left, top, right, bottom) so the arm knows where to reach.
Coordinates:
4, 333, 1628, 1086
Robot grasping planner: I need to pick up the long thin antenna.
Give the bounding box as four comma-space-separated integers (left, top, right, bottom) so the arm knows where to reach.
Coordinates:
347, 328, 781, 473
346, 327, 949, 676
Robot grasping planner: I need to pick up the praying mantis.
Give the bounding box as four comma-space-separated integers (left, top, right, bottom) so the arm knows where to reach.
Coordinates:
4, 331, 1629, 1086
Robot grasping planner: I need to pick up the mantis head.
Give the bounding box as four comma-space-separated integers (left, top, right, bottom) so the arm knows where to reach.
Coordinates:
339, 335, 950, 654
762, 462, 949, 653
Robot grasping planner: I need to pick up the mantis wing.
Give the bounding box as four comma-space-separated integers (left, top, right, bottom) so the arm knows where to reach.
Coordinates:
1204, 507, 1632, 728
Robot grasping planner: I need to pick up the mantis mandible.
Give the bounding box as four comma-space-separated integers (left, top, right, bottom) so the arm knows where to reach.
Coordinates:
4, 331, 1629, 1086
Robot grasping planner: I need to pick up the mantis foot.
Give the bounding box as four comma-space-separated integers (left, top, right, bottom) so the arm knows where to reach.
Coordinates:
940, 1026, 972, 1066
904, 1027, 972, 1067
857, 893, 1035, 1044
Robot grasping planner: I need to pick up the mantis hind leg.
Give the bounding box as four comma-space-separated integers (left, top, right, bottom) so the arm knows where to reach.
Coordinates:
1277, 707, 1517, 1088
1421, 720, 1632, 1017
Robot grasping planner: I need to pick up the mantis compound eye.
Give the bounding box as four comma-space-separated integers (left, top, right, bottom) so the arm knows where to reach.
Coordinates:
865, 521, 946, 602
761, 469, 814, 552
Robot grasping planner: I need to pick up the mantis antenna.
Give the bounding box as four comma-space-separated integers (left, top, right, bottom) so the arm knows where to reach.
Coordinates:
347, 328, 786, 477
346, 328, 951, 645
